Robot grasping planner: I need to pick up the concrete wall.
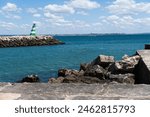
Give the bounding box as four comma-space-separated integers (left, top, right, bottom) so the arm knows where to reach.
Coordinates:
135, 58, 150, 84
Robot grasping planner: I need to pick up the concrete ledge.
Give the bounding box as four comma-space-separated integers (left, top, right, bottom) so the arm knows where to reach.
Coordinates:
0, 83, 150, 100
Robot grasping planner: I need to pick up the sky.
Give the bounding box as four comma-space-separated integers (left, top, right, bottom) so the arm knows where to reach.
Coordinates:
0, 0, 150, 35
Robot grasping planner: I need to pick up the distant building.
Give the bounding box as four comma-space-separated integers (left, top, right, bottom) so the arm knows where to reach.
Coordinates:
30, 23, 36, 36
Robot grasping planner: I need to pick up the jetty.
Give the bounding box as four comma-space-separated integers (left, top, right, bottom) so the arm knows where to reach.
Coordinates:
0, 23, 64, 47
0, 36, 64, 47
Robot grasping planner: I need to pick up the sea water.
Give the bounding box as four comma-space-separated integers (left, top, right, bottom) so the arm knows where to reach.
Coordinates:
0, 34, 150, 82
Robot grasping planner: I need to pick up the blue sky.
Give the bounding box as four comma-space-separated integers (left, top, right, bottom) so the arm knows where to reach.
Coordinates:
0, 0, 150, 34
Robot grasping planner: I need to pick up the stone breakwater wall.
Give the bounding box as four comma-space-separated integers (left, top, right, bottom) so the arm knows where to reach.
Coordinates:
19, 50, 150, 85
0, 36, 64, 47
47, 54, 141, 85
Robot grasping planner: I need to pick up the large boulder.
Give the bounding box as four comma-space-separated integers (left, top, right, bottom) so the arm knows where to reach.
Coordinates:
84, 65, 106, 79
108, 55, 140, 74
20, 74, 40, 83
109, 73, 135, 84
91, 55, 115, 68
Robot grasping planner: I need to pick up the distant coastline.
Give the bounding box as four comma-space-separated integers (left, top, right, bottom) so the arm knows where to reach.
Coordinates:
0, 33, 150, 37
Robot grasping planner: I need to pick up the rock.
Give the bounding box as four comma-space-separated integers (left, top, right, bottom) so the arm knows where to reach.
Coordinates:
58, 69, 69, 77
84, 65, 105, 79
62, 77, 78, 83
21, 74, 40, 83
91, 55, 115, 68
62, 76, 108, 84
109, 73, 135, 84
78, 70, 85, 76
58, 69, 79, 77
80, 63, 90, 71
122, 55, 140, 63
122, 54, 129, 60
78, 76, 109, 84
48, 77, 64, 83
108, 55, 140, 74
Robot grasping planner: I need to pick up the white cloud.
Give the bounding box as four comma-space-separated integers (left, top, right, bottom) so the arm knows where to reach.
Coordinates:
67, 0, 100, 9
27, 8, 42, 18
33, 14, 41, 17
43, 0, 100, 15
77, 11, 88, 15
27, 8, 38, 14
33, 21, 42, 27
107, 0, 150, 15
20, 24, 30, 29
44, 12, 72, 26
106, 15, 135, 28
101, 15, 150, 29
0, 21, 17, 30
92, 22, 102, 26
73, 20, 91, 28
44, 12, 63, 20
44, 11, 91, 28
2, 3, 21, 12
44, 4, 75, 14
135, 18, 150, 26
0, 3, 22, 19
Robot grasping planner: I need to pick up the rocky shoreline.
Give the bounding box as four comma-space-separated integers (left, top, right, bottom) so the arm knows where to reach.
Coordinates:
48, 54, 140, 84
0, 36, 64, 47
20, 52, 147, 85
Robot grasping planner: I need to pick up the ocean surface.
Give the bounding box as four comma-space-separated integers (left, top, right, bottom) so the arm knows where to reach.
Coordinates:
0, 34, 150, 82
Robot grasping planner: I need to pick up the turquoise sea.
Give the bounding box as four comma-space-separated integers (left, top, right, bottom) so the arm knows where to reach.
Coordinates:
0, 34, 150, 82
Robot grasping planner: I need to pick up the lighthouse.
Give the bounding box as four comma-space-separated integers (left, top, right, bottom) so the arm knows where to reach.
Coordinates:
30, 23, 36, 36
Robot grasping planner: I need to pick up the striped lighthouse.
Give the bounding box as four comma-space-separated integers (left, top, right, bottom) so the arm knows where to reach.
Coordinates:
30, 23, 36, 36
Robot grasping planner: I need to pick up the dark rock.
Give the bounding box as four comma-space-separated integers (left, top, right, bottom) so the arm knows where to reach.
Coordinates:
62, 76, 108, 84
80, 63, 90, 71
84, 65, 105, 79
78, 76, 109, 84
21, 74, 40, 83
62, 77, 78, 83
58, 69, 67, 77
109, 73, 135, 84
91, 55, 115, 68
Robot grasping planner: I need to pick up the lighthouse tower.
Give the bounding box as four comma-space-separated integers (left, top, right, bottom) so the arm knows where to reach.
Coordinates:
30, 23, 36, 36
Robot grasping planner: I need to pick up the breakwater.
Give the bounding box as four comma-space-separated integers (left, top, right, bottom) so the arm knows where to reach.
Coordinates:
0, 36, 64, 47
20, 49, 150, 85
